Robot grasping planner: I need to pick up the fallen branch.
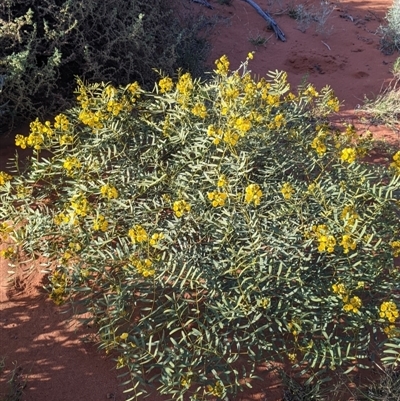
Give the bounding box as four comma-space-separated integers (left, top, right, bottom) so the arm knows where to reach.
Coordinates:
190, 0, 213, 9
241, 0, 286, 42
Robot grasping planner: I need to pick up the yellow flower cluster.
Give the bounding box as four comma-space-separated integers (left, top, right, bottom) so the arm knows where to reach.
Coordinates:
312, 225, 336, 253
340, 148, 357, 164
326, 96, 340, 112
271, 113, 286, 129
379, 301, 399, 323
217, 175, 228, 188
234, 117, 252, 133
215, 55, 230, 76
106, 99, 124, 116
70, 194, 89, 217
0, 222, 12, 240
223, 130, 240, 146
207, 191, 228, 207
127, 82, 141, 96
79, 109, 106, 129
343, 296, 362, 313
383, 325, 399, 338
332, 282, 347, 297
207, 381, 224, 397
390, 241, 400, 257
0, 246, 16, 260
245, 184, 262, 206
63, 156, 81, 175
281, 182, 294, 200
159, 76, 174, 93
128, 225, 148, 243
390, 151, 400, 175
332, 283, 362, 313
340, 234, 357, 254
54, 114, 69, 131
341, 205, 359, 229
15, 134, 28, 149
130, 256, 155, 277
93, 215, 109, 232
173, 200, 191, 218
311, 135, 326, 156
0, 171, 12, 186
49, 269, 67, 305
54, 210, 77, 226
100, 184, 119, 199
149, 233, 165, 247
176, 73, 193, 96
191, 103, 207, 119
303, 85, 319, 98
59, 134, 74, 145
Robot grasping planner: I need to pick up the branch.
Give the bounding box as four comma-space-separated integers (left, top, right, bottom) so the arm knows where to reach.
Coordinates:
241, 0, 286, 42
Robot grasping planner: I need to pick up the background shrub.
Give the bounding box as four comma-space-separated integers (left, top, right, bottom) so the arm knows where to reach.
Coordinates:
1, 56, 400, 400
0, 0, 211, 133
380, 0, 400, 54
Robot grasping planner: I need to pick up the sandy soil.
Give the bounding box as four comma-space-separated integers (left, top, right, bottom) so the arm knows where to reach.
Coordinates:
1, 0, 399, 400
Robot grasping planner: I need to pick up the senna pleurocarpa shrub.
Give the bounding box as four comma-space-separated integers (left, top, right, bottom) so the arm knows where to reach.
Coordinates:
1, 54, 400, 400
0, 0, 210, 132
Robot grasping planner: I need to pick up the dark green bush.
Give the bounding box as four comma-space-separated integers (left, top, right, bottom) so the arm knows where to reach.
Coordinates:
0, 0, 211, 132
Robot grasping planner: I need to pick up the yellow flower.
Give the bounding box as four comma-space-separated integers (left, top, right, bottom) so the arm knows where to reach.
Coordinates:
191, 103, 207, 119
303, 85, 319, 98
70, 193, 89, 217
327, 97, 340, 112
390, 151, 400, 175
312, 225, 336, 253
149, 233, 165, 247
281, 182, 294, 200
207, 191, 228, 207
0, 246, 16, 259
0, 171, 12, 186
215, 55, 230, 76
120, 332, 129, 340
340, 234, 356, 254
341, 205, 359, 228
380, 301, 399, 323
245, 184, 262, 206
63, 157, 81, 173
59, 134, 74, 145
383, 325, 399, 338
340, 148, 357, 164
54, 114, 69, 131
343, 296, 362, 313
15, 134, 27, 149
93, 215, 109, 232
332, 282, 347, 297
176, 73, 193, 95
128, 225, 148, 243
127, 82, 141, 95
100, 184, 118, 200
247, 52, 254, 60
159, 76, 174, 93
234, 117, 252, 133
390, 240, 400, 257
311, 136, 327, 156
106, 99, 124, 116
223, 130, 240, 146
173, 200, 191, 218
217, 175, 228, 188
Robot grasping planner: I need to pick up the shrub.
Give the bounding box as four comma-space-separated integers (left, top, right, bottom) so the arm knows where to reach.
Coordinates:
379, 0, 400, 54
1, 55, 400, 400
360, 57, 400, 130
0, 0, 210, 132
